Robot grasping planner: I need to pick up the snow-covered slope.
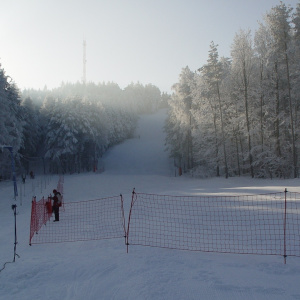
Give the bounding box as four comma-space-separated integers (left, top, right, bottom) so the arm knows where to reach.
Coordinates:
103, 109, 172, 176
0, 109, 300, 300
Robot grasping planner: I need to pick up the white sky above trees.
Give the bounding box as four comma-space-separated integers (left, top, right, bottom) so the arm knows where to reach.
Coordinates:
1, 0, 298, 93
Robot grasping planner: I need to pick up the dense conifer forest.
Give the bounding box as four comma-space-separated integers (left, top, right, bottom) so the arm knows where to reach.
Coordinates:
0, 75, 164, 178
165, 2, 300, 178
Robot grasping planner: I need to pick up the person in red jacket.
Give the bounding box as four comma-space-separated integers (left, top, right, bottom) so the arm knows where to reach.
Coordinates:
52, 189, 62, 222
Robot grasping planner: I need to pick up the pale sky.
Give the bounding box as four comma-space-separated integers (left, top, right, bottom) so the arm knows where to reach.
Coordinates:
1, 0, 299, 93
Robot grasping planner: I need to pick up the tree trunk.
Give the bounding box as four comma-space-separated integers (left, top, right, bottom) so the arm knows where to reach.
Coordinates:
243, 61, 254, 178
216, 82, 228, 178
284, 47, 297, 177
259, 61, 264, 152
274, 62, 281, 158
213, 111, 220, 177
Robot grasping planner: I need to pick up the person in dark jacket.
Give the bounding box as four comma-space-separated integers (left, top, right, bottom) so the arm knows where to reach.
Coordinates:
52, 189, 62, 222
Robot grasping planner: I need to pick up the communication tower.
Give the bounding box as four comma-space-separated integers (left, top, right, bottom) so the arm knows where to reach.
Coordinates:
82, 39, 87, 84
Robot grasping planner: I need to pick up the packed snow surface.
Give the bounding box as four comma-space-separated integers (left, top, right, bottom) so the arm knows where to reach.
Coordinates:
1, 109, 300, 300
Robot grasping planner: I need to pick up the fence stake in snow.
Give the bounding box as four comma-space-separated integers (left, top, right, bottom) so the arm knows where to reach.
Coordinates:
284, 188, 287, 264
11, 204, 19, 262
126, 188, 137, 253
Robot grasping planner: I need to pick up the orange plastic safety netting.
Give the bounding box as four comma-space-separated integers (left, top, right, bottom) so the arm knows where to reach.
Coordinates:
126, 190, 300, 257
29, 195, 126, 245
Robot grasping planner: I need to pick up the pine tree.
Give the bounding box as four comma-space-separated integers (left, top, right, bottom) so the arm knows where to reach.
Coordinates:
231, 29, 257, 178
198, 42, 229, 178
265, 2, 297, 177
0, 65, 23, 178
168, 66, 195, 171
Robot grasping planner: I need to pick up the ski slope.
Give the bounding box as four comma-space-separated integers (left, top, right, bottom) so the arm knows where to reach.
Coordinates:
103, 109, 172, 176
1, 109, 300, 300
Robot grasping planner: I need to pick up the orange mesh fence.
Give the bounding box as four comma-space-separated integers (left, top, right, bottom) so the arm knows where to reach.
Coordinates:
126, 190, 300, 258
29, 186, 300, 260
29, 196, 52, 244
29, 195, 126, 245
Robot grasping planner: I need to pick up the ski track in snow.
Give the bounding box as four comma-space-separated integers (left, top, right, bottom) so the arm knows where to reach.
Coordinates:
1, 108, 300, 300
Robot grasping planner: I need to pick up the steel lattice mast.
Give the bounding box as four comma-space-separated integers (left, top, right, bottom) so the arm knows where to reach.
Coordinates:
82, 39, 87, 85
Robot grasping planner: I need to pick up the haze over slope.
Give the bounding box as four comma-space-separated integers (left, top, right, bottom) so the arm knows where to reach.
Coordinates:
103, 108, 172, 176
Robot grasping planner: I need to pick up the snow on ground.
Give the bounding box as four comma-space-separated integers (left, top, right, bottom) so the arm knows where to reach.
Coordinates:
1, 109, 300, 300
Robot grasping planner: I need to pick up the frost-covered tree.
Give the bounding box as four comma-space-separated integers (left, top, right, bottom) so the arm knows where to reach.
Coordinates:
167, 2, 300, 179
265, 2, 297, 177
123, 82, 161, 114
166, 66, 195, 171
198, 42, 229, 178
291, 2, 300, 176
231, 29, 258, 178
191, 74, 220, 176
254, 23, 270, 153
39, 91, 139, 173
0, 65, 23, 178
19, 97, 41, 172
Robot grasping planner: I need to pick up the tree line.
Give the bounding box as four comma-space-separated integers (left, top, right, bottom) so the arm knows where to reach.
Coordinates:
165, 2, 300, 178
0, 73, 163, 178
